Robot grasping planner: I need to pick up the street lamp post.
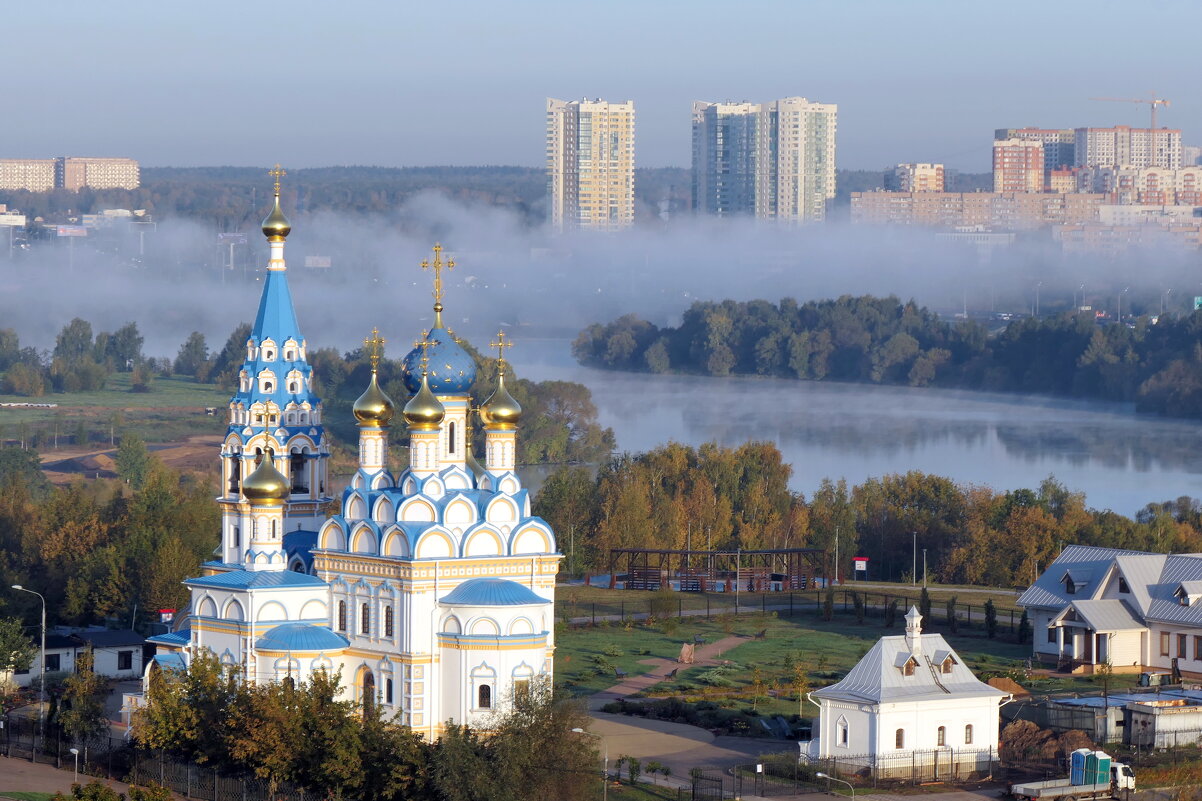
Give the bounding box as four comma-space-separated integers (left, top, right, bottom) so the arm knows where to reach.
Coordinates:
911, 532, 916, 588
571, 727, 607, 801
816, 771, 855, 798
70, 747, 80, 783
922, 550, 928, 589
11, 585, 46, 750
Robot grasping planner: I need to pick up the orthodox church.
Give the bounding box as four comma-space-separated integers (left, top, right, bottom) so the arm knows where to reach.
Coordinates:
139, 174, 560, 740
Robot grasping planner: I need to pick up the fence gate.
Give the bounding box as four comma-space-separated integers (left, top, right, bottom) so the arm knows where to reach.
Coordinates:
691, 771, 724, 801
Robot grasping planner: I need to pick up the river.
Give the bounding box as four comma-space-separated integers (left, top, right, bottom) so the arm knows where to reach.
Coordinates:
513, 338, 1202, 517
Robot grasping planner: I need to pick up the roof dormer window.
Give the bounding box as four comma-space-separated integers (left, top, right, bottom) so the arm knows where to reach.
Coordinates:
1065, 577, 1076, 595
941, 656, 956, 674
1118, 576, 1130, 594
900, 656, 918, 677
1175, 582, 1202, 607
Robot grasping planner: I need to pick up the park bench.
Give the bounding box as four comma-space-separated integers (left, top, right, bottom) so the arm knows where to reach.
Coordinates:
665, 668, 678, 680
693, 634, 705, 645
754, 629, 767, 640
614, 667, 627, 679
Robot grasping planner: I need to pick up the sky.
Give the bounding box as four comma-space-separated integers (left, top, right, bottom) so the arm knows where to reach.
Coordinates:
4, 0, 1199, 171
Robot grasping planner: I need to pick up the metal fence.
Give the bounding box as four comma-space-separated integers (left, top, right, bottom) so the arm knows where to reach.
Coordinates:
1, 714, 317, 801
800, 747, 1000, 786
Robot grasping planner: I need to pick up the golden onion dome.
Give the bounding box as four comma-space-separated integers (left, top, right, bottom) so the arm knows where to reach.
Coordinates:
261, 193, 291, 241
242, 454, 290, 505
353, 370, 395, 427
403, 373, 445, 430
480, 371, 521, 429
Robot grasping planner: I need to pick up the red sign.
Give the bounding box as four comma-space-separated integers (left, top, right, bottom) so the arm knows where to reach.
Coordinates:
853, 557, 869, 572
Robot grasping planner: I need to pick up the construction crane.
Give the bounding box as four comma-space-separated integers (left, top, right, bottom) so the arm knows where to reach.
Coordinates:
1089, 94, 1171, 129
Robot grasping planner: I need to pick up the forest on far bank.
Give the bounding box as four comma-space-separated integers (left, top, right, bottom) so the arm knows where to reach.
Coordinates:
534, 441, 1202, 589
573, 295, 1202, 420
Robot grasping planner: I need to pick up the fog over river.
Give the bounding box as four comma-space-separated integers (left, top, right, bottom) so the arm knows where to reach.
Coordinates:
514, 338, 1202, 517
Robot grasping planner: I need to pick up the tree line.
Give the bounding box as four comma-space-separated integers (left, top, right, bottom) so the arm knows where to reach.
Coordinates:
0, 444, 217, 629
533, 441, 1202, 587
573, 296, 1202, 419
0, 318, 155, 396
134, 652, 597, 801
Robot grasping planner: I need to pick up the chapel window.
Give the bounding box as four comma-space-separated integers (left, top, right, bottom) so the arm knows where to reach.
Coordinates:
338, 601, 347, 631
965, 724, 973, 745
361, 603, 371, 635
937, 726, 946, 747
384, 606, 394, 638
478, 684, 492, 709
449, 421, 456, 454
386, 678, 394, 705
895, 729, 905, 749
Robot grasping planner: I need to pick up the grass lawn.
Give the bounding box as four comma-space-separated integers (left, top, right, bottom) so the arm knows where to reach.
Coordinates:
0, 793, 56, 801
607, 782, 680, 800
556, 610, 1114, 717
0, 373, 230, 448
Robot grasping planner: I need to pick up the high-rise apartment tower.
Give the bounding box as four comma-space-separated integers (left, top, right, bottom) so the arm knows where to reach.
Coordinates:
1074, 127, 1181, 169
992, 139, 1044, 193
885, 163, 945, 193
692, 97, 837, 221
546, 98, 635, 231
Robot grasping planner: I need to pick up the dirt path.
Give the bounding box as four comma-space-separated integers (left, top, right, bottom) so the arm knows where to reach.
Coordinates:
588, 633, 748, 710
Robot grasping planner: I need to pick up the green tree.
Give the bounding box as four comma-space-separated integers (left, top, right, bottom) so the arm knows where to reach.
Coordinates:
984, 599, 998, 639
115, 432, 152, 488
3, 362, 46, 396
54, 318, 94, 365
531, 466, 596, 574
174, 332, 210, 376
0, 617, 36, 677
1018, 609, 1031, 644
57, 648, 109, 744
946, 595, 958, 633
919, 587, 932, 621
134, 649, 237, 764
0, 445, 50, 496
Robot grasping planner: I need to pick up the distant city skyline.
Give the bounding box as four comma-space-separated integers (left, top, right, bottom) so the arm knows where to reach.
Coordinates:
2, 0, 1198, 171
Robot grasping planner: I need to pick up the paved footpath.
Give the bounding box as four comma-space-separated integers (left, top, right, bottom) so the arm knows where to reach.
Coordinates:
0, 757, 136, 798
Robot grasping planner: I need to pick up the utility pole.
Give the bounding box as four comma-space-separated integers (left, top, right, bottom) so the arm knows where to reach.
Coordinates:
834, 526, 840, 586
912, 532, 917, 588
923, 549, 928, 589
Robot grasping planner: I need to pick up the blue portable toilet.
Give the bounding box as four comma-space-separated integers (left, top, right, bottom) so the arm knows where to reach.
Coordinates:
1070, 748, 1090, 785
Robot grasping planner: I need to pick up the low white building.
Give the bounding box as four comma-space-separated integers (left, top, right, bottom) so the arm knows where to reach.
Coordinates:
807, 608, 1008, 779
5, 629, 144, 688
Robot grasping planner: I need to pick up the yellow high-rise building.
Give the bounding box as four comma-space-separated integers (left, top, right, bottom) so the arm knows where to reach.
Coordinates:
546, 98, 635, 231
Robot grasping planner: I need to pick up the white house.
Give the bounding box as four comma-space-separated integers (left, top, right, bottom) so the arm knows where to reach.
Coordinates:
807, 607, 1008, 779
6, 629, 144, 688
1019, 544, 1202, 677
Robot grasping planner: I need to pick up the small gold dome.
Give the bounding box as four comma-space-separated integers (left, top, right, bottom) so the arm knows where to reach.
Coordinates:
480, 372, 521, 429
353, 371, 395, 427
242, 454, 290, 505
261, 193, 291, 241
403, 373, 445, 430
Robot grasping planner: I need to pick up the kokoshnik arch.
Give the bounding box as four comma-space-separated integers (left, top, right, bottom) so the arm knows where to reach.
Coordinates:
130, 167, 561, 740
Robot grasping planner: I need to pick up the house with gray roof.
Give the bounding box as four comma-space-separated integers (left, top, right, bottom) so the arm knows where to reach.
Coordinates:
806, 607, 1008, 778
1019, 544, 1202, 676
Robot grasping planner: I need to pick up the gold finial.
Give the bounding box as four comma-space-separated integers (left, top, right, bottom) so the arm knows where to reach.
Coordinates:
269, 163, 287, 196
420, 243, 455, 310
364, 327, 385, 372
490, 330, 514, 373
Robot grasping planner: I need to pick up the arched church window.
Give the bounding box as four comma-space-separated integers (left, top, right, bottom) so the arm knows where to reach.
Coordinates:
289, 381, 298, 393
964, 724, 973, 745
362, 671, 375, 718
477, 684, 492, 709
264, 381, 274, 393
291, 452, 307, 493
337, 601, 347, 631
229, 459, 241, 495
937, 726, 946, 747
895, 729, 905, 749
384, 606, 394, 637
386, 678, 394, 704
361, 603, 371, 635
271, 519, 278, 540
232, 526, 240, 549
448, 421, 456, 454
265, 349, 275, 361
285, 349, 295, 361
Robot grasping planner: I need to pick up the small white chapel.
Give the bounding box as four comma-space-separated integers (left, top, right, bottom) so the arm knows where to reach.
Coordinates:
806, 607, 1009, 777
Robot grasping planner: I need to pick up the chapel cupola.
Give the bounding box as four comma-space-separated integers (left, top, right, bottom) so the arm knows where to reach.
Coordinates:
904, 605, 923, 654
481, 331, 521, 476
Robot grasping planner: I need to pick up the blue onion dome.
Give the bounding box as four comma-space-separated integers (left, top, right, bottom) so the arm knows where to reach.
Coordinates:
242, 453, 290, 505
403, 373, 445, 430
401, 306, 477, 394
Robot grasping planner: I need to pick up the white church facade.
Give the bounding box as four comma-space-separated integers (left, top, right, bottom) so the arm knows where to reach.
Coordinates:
807, 608, 1009, 778
135, 176, 560, 740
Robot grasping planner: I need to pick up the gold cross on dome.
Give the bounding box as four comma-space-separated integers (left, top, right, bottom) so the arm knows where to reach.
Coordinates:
420, 243, 455, 307
414, 331, 432, 375
268, 164, 287, 195
490, 330, 514, 370
363, 327, 385, 371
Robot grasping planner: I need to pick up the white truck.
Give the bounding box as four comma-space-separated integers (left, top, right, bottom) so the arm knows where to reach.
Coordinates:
1008, 762, 1135, 800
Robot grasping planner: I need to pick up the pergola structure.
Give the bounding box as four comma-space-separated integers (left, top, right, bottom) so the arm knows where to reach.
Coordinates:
605, 547, 826, 592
